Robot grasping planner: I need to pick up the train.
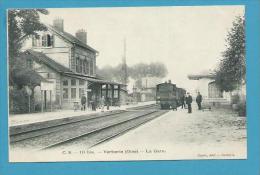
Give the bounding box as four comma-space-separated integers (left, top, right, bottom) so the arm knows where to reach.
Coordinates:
156, 81, 186, 110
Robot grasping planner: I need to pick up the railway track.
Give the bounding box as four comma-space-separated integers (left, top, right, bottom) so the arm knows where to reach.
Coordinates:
10, 104, 157, 143
10, 104, 168, 151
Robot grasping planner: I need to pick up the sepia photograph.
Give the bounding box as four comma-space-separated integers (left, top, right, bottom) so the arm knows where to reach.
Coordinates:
8, 6, 246, 162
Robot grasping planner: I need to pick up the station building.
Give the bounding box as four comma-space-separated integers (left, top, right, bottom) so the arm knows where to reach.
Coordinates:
21, 18, 127, 111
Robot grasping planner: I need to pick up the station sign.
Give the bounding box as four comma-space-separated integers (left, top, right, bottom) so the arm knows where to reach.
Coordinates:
41, 82, 54, 91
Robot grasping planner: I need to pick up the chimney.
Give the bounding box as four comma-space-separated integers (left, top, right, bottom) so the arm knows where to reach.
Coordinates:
168, 80, 171, 84
53, 18, 64, 32
75, 29, 87, 44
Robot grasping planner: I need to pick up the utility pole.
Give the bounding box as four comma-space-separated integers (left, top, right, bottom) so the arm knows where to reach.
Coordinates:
122, 38, 128, 85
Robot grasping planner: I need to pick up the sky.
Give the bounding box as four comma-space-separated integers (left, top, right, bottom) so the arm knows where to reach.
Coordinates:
40, 6, 244, 91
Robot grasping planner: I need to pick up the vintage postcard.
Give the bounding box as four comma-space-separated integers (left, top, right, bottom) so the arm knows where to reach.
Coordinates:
8, 6, 246, 162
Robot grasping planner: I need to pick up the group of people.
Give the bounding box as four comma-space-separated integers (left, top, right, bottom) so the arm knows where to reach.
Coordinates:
80, 94, 110, 112
180, 92, 202, 113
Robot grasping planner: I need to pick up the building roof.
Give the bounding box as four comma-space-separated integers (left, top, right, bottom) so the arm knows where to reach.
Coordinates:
187, 70, 216, 80
46, 25, 98, 53
13, 66, 49, 86
64, 72, 125, 86
23, 50, 125, 86
24, 49, 72, 73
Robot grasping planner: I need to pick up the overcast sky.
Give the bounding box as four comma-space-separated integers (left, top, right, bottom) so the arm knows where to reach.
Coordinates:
40, 6, 244, 91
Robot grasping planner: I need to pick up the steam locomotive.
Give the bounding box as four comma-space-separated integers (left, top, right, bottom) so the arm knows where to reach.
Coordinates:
156, 81, 186, 110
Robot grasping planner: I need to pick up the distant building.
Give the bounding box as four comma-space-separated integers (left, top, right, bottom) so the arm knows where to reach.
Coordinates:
188, 70, 246, 105
188, 70, 230, 105
139, 77, 161, 102
20, 18, 126, 111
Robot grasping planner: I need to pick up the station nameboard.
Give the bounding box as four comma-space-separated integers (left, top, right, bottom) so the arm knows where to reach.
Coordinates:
41, 82, 54, 91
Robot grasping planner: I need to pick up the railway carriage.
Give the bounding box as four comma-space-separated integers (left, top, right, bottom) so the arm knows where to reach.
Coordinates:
156, 81, 186, 110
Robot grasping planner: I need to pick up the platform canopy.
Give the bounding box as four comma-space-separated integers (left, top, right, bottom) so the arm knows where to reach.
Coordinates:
63, 72, 125, 86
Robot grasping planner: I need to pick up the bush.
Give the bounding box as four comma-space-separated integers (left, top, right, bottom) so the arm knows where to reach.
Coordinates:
237, 101, 246, 117
9, 88, 28, 114
231, 94, 240, 104
9, 87, 35, 114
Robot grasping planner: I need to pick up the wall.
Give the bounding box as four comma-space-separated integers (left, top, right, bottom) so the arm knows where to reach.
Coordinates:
32, 60, 62, 110
191, 78, 214, 98
21, 30, 72, 68
74, 46, 96, 76
60, 77, 89, 109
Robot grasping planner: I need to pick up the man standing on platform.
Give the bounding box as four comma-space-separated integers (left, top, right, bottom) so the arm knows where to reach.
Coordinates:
186, 93, 193, 113
181, 94, 186, 109
81, 93, 87, 111
196, 92, 202, 110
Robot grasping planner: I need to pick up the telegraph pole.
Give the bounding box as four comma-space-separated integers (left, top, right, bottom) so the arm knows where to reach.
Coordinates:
122, 38, 128, 85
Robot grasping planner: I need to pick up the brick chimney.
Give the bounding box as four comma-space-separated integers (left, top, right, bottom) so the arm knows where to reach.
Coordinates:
53, 18, 64, 32
75, 29, 87, 44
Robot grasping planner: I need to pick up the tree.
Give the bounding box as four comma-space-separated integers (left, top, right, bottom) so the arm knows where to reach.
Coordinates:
8, 9, 49, 86
129, 62, 168, 79
8, 9, 49, 113
215, 16, 245, 92
97, 63, 129, 83
97, 62, 168, 84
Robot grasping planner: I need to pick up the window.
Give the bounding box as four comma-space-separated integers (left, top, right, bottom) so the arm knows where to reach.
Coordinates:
76, 57, 80, 73
71, 79, 76, 86
85, 60, 89, 75
90, 60, 93, 75
101, 84, 107, 97
106, 85, 112, 98
79, 59, 83, 73
63, 80, 68, 86
47, 34, 53, 46
42, 35, 47, 47
32, 35, 40, 47
71, 88, 76, 99
83, 60, 86, 74
114, 85, 119, 98
63, 88, 68, 99
33, 34, 53, 47
42, 34, 53, 47
79, 88, 84, 98
79, 80, 85, 85
114, 89, 119, 98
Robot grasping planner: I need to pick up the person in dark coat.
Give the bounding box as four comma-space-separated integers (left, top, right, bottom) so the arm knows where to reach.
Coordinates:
106, 97, 111, 110
81, 94, 87, 111
181, 95, 186, 109
186, 93, 193, 113
196, 92, 202, 110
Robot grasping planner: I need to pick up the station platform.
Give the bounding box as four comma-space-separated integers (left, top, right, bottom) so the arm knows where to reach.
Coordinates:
9, 101, 156, 127
92, 104, 247, 160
